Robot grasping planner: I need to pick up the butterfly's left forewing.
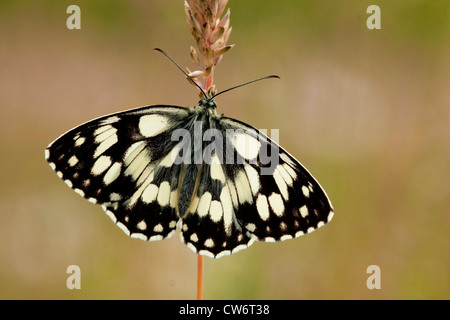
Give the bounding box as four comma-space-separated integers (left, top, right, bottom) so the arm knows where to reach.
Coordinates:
45, 105, 192, 241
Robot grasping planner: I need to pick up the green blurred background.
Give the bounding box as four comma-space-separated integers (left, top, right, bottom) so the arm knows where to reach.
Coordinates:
1, 0, 448, 299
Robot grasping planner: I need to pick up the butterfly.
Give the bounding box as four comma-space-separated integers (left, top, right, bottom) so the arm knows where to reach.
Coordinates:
45, 52, 334, 258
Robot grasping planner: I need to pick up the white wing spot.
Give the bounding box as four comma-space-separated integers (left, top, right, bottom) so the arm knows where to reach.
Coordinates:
139, 114, 170, 138
216, 250, 231, 258
159, 145, 180, 167
124, 144, 151, 181
131, 233, 148, 241
74, 136, 86, 147
169, 189, 178, 209
327, 210, 334, 222
149, 235, 163, 241
209, 200, 223, 222
169, 220, 177, 228
186, 242, 197, 253
91, 155, 112, 176
94, 132, 118, 158
273, 167, 289, 200
157, 181, 171, 207
64, 179, 73, 188
246, 223, 256, 232
103, 162, 122, 185
153, 223, 163, 232
204, 238, 215, 248
268, 193, 284, 217
301, 185, 310, 198
136, 164, 155, 187
235, 171, 253, 204
256, 194, 270, 221
190, 233, 199, 242
299, 205, 309, 218
117, 222, 130, 235
244, 165, 260, 196
109, 192, 122, 201
280, 152, 296, 167
295, 230, 305, 237
232, 242, 252, 255
124, 141, 146, 165
100, 116, 120, 125
233, 131, 261, 160
68, 155, 79, 167
142, 184, 159, 203
277, 164, 293, 186
220, 187, 233, 235
104, 209, 117, 223
210, 154, 226, 182
74, 188, 85, 197
198, 250, 215, 258
137, 220, 147, 231
94, 125, 113, 137
166, 228, 176, 239
198, 192, 212, 217
282, 163, 297, 181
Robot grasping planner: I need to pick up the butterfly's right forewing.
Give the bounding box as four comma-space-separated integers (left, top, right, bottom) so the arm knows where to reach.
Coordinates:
45, 105, 192, 240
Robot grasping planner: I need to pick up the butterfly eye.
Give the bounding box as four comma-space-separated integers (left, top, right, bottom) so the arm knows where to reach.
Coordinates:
208, 100, 217, 109
198, 99, 216, 109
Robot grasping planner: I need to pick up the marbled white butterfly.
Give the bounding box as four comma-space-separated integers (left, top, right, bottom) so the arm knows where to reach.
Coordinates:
45, 54, 334, 258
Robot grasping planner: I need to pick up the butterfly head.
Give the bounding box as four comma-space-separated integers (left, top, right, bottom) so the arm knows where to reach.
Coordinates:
199, 98, 217, 110
195, 98, 219, 117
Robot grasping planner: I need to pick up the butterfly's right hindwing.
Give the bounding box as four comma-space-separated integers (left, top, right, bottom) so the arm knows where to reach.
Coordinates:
210, 117, 334, 243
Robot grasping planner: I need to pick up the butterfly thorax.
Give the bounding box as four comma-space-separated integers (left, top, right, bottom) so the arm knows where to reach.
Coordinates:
194, 98, 220, 119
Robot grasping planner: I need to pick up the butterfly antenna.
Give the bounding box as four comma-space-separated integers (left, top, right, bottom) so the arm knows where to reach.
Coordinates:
153, 48, 208, 99
211, 75, 280, 100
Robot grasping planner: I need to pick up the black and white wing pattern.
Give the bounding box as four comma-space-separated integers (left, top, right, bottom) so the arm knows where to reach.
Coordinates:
180, 116, 334, 258
46, 105, 191, 242
45, 101, 334, 258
